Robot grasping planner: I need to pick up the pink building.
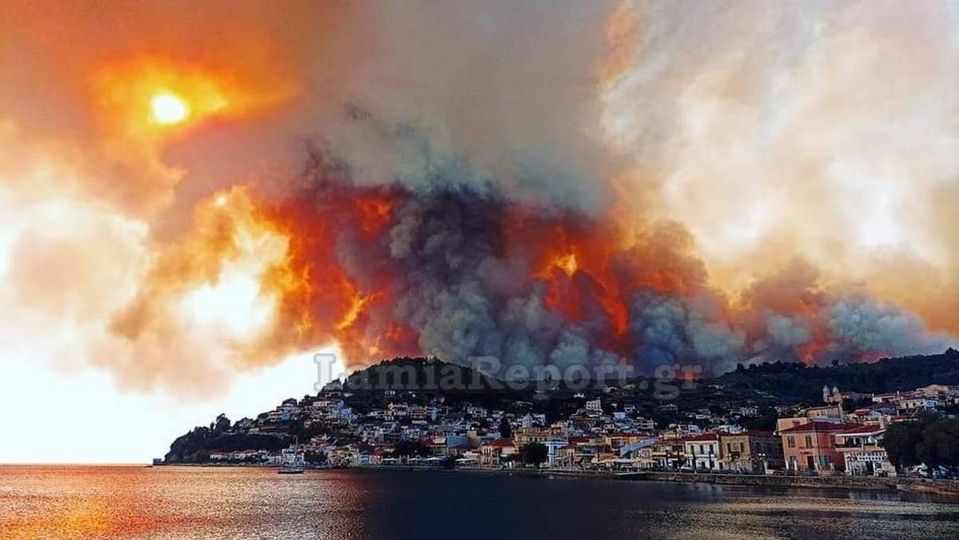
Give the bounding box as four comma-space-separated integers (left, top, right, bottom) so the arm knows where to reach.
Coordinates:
780, 421, 859, 474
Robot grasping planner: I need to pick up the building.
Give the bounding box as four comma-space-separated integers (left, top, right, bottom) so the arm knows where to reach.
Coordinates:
639, 440, 685, 470
634, 417, 656, 432
684, 433, 722, 471
720, 432, 784, 473
801, 405, 843, 420
585, 398, 603, 414
872, 392, 902, 405
916, 384, 959, 400
780, 421, 859, 474
834, 425, 895, 476
776, 417, 811, 433
897, 397, 942, 412
554, 436, 607, 469
480, 439, 517, 466
540, 436, 570, 466
510, 429, 568, 465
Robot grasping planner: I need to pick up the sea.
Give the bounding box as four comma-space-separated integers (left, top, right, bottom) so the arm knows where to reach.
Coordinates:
1, 465, 958, 539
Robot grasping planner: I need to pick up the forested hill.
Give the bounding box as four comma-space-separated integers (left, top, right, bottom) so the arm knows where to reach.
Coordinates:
162, 349, 959, 462
712, 348, 959, 403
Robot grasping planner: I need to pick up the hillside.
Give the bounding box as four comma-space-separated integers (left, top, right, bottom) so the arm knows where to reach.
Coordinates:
163, 349, 959, 462
711, 348, 959, 404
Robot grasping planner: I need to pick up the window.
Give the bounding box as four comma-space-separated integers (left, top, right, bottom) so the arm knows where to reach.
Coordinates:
805, 435, 813, 448
787, 436, 795, 448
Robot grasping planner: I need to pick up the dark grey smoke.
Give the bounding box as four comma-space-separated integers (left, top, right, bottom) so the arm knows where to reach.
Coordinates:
291, 154, 957, 376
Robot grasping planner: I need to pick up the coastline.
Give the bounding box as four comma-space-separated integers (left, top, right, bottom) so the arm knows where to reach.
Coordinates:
152, 461, 959, 498
8, 464, 959, 538
336, 464, 959, 498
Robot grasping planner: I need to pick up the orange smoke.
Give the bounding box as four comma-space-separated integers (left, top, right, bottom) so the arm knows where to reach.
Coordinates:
253, 180, 419, 366
241, 181, 720, 369
100, 185, 304, 393
92, 58, 292, 140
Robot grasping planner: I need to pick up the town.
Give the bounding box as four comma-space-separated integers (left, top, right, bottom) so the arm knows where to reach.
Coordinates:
163, 354, 959, 480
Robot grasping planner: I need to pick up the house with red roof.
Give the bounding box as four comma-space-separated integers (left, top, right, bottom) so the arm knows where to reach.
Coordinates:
780, 421, 860, 474
480, 438, 517, 466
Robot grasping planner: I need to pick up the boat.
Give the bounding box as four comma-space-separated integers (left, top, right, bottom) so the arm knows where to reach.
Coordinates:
278, 447, 305, 474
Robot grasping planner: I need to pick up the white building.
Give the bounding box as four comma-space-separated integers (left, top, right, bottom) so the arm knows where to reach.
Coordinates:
834, 425, 895, 476
585, 398, 603, 414
683, 434, 721, 471
898, 397, 942, 412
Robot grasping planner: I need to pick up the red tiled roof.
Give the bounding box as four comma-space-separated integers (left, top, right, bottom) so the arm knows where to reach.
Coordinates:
485, 439, 516, 448
835, 424, 885, 436
779, 421, 860, 434
721, 431, 775, 438
685, 433, 719, 442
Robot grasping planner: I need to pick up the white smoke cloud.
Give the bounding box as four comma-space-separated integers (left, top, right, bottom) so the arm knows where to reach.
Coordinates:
826, 297, 957, 357
605, 0, 959, 332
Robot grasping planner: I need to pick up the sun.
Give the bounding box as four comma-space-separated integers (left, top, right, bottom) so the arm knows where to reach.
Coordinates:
150, 92, 190, 125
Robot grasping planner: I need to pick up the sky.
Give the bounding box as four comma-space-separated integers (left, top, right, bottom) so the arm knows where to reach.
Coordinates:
0, 350, 337, 463
0, 1, 957, 462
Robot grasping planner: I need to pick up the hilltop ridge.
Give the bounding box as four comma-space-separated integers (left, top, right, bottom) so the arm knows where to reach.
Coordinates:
163, 349, 959, 463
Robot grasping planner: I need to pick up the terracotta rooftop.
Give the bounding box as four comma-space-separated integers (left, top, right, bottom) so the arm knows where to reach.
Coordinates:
684, 433, 720, 442
485, 439, 516, 448
723, 431, 775, 438
779, 421, 860, 434
835, 424, 886, 435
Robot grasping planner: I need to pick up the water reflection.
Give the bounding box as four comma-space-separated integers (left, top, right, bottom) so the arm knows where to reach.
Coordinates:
1, 466, 957, 539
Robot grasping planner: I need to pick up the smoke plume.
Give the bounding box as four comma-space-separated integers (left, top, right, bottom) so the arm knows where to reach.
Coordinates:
0, 1, 956, 395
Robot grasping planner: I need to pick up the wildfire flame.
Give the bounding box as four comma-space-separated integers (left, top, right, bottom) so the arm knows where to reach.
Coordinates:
553, 253, 579, 276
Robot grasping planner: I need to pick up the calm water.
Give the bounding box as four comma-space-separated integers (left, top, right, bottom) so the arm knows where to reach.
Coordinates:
2, 466, 958, 539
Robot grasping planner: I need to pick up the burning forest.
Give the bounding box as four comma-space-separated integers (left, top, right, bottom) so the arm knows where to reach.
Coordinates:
1, 1, 957, 397
145, 143, 952, 382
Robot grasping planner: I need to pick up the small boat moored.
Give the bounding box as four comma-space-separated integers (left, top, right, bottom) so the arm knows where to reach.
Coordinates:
278, 447, 305, 474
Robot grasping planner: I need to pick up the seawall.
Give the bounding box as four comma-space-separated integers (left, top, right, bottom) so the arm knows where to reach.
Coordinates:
617, 471, 959, 496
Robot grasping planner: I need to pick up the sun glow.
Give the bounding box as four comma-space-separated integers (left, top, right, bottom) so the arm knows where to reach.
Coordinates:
150, 92, 190, 125
93, 59, 266, 139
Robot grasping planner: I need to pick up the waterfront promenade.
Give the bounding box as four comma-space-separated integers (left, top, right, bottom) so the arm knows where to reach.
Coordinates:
348, 464, 959, 497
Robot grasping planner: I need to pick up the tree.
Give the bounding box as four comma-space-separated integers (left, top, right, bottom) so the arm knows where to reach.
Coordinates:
498, 417, 513, 440
393, 440, 430, 458
883, 421, 922, 472
305, 450, 327, 465
213, 414, 231, 433
742, 407, 778, 432
520, 442, 548, 467
917, 418, 959, 476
